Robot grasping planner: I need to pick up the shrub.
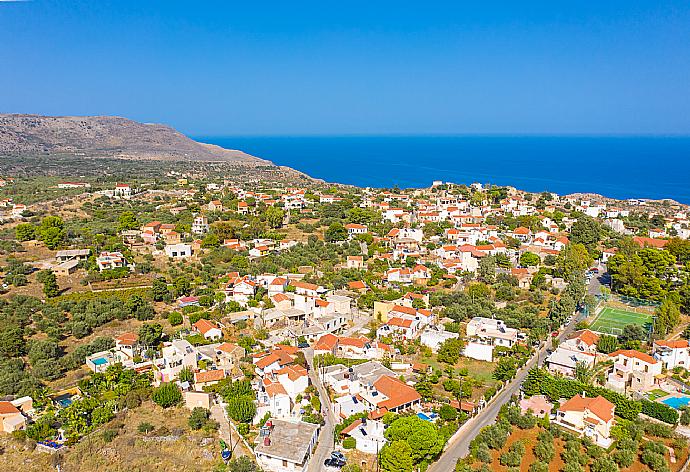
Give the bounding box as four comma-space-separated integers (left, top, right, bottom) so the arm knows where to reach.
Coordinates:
500, 441, 525, 467
188, 407, 210, 430
640, 450, 668, 472
641, 400, 679, 425
644, 441, 667, 455
138, 422, 154, 433
226, 396, 256, 423
168, 312, 183, 326
590, 456, 619, 472
612, 448, 635, 468
152, 383, 182, 408
237, 422, 249, 436
529, 462, 549, 472
476, 443, 492, 463
534, 440, 554, 462
102, 429, 118, 443
439, 404, 457, 421
342, 437, 356, 449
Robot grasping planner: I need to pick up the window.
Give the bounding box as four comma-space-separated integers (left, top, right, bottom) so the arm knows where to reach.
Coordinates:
282, 460, 288, 467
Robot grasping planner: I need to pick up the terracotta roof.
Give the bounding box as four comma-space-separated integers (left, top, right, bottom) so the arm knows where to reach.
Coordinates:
314, 333, 338, 351
193, 319, 219, 336
194, 369, 226, 383
633, 236, 668, 248
514, 226, 530, 235
275, 344, 299, 356
0, 401, 20, 415
391, 305, 417, 316
272, 293, 290, 302
340, 419, 363, 436
388, 317, 413, 328
265, 382, 288, 397
610, 349, 657, 364
255, 353, 281, 369
558, 394, 614, 423
338, 337, 367, 349
217, 342, 243, 354
116, 332, 138, 346
276, 364, 308, 381
655, 339, 690, 349
575, 329, 599, 347
368, 407, 388, 420
292, 281, 319, 291
348, 281, 366, 290
374, 376, 421, 410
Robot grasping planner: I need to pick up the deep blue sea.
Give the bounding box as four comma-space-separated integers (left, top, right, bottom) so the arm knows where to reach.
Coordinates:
196, 136, 690, 204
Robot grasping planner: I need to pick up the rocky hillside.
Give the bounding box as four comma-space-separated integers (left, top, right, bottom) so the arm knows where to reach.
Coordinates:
0, 114, 268, 164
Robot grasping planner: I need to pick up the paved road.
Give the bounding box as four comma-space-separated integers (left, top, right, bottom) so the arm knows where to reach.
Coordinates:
588, 262, 608, 297
304, 348, 337, 472
428, 318, 579, 472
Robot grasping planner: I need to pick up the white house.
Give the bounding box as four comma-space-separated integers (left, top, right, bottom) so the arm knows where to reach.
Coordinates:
165, 243, 192, 259
192, 319, 223, 341
192, 215, 209, 234
653, 339, 690, 370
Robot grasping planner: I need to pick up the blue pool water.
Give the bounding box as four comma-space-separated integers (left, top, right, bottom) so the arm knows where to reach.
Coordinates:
92, 357, 108, 366
55, 397, 73, 408
417, 412, 438, 422
661, 396, 690, 409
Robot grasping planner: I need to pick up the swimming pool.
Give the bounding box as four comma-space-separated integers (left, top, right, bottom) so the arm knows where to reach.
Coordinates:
92, 357, 108, 366
417, 412, 438, 422
56, 397, 73, 408
661, 395, 690, 409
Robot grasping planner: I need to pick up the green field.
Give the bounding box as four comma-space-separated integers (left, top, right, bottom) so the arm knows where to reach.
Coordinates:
589, 306, 653, 336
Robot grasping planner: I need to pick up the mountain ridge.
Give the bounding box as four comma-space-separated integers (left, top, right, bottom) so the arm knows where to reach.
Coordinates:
0, 113, 270, 164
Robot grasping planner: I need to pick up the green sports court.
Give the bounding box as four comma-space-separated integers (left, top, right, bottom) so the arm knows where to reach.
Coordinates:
589, 306, 653, 336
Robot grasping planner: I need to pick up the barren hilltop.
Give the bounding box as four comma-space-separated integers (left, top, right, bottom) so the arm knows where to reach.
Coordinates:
0, 114, 269, 164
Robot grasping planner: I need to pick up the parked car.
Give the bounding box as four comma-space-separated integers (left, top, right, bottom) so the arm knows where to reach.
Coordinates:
330, 451, 346, 462
324, 458, 346, 468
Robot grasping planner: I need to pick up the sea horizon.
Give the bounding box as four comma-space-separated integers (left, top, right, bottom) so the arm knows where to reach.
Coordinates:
197, 135, 690, 204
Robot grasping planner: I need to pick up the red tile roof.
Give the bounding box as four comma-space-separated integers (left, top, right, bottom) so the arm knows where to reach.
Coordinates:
610, 349, 657, 364
0, 401, 20, 415
655, 339, 690, 349
116, 332, 138, 346
194, 369, 226, 384
193, 319, 219, 336
374, 376, 421, 410
558, 394, 614, 423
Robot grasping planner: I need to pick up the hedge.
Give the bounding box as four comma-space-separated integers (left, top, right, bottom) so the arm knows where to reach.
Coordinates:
523, 368, 641, 421
523, 368, 678, 424
641, 399, 679, 424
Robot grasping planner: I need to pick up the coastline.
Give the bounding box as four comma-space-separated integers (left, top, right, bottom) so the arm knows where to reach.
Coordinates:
197, 135, 690, 204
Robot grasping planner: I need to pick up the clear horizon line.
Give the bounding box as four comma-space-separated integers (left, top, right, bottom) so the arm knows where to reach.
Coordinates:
192, 132, 690, 139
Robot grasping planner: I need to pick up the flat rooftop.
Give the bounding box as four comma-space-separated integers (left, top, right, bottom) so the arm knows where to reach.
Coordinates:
255, 419, 319, 464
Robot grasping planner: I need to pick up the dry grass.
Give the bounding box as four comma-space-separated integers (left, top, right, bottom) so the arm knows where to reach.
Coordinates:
0, 402, 224, 472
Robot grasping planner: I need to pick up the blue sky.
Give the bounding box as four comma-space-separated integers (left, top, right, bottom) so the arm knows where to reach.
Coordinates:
1, 1, 689, 135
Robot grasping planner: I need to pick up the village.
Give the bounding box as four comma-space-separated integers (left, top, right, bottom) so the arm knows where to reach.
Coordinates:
0, 173, 689, 472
